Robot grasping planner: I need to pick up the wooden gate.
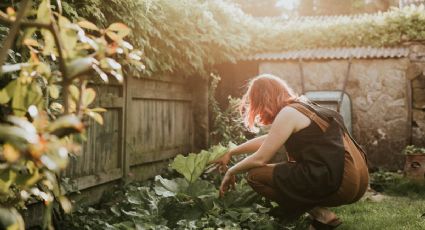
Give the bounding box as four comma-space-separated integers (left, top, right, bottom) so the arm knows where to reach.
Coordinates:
64, 83, 125, 190
124, 76, 193, 177
64, 75, 200, 189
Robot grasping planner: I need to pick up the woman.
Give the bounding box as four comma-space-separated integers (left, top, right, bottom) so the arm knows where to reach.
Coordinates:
212, 74, 369, 229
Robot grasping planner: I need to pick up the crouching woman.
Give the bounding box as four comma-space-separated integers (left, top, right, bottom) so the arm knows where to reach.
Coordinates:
212, 74, 369, 229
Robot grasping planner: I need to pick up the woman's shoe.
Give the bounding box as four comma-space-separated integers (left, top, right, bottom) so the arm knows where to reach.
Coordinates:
309, 218, 342, 230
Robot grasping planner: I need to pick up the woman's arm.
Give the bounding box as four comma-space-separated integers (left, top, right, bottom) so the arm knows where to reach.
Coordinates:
227, 107, 297, 175
210, 135, 267, 166
230, 134, 267, 156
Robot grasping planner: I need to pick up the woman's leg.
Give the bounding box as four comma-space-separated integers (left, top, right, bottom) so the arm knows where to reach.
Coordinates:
308, 207, 338, 223
246, 164, 282, 203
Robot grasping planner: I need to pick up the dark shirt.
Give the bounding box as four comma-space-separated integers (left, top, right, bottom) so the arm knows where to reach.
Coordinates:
273, 102, 346, 205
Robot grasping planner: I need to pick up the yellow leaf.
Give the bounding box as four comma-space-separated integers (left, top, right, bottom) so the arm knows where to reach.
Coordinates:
6, 7, 16, 17
77, 20, 99, 31
107, 23, 130, 38
82, 88, 96, 107
90, 107, 107, 113
36, 0, 51, 24
23, 38, 39, 47
106, 31, 121, 42
49, 85, 60, 99
87, 111, 103, 125
68, 85, 79, 101
41, 29, 56, 56
0, 89, 10, 104
3, 143, 20, 162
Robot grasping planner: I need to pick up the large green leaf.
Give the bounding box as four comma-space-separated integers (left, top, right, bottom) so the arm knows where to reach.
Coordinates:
206, 143, 234, 163
171, 153, 209, 183
154, 176, 188, 197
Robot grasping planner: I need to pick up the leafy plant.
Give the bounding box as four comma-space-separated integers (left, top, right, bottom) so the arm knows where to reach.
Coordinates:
61, 145, 298, 230
209, 73, 248, 145
402, 145, 425, 155
0, 0, 140, 228
60, 1, 425, 80
171, 143, 231, 183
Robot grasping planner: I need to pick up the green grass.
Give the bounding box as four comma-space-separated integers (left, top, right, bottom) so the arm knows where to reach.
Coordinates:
331, 196, 425, 230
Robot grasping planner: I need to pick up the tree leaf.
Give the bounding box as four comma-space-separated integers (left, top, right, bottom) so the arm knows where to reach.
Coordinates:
107, 23, 130, 38
82, 88, 96, 107
68, 85, 79, 101
66, 57, 96, 78
37, 0, 51, 24
48, 114, 84, 138
49, 85, 60, 99
86, 111, 103, 125
90, 107, 107, 113
0, 89, 10, 104
106, 31, 121, 42
3, 143, 20, 162
12, 81, 28, 116
77, 20, 99, 31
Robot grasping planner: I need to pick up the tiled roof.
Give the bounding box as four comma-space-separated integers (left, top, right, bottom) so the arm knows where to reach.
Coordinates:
400, 0, 425, 7
242, 47, 410, 61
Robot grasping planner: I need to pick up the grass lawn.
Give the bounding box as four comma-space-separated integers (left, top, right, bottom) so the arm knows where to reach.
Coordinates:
331, 195, 425, 230
288, 172, 425, 229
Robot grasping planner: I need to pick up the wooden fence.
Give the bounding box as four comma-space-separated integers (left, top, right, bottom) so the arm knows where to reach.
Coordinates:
63, 75, 208, 190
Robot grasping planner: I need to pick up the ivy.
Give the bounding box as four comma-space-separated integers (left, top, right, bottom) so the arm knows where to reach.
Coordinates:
61, 1, 425, 78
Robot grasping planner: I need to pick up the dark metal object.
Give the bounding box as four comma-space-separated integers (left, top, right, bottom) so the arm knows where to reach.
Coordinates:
298, 57, 354, 133
337, 57, 352, 112
298, 58, 305, 94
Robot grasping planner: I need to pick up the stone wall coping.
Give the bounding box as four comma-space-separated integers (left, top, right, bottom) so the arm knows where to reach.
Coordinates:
242, 47, 410, 61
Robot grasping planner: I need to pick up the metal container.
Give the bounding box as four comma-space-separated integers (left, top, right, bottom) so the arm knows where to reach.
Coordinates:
305, 90, 353, 134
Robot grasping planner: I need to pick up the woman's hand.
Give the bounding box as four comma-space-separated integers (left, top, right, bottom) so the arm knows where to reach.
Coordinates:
219, 171, 236, 197
210, 151, 232, 174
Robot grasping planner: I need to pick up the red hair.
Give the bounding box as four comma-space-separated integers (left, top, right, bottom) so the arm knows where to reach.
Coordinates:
240, 74, 297, 132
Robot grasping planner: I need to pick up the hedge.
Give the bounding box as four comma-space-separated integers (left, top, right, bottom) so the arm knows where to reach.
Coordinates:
61, 1, 425, 77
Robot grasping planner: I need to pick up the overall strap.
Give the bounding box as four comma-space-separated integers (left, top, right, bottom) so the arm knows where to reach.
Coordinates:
288, 102, 329, 132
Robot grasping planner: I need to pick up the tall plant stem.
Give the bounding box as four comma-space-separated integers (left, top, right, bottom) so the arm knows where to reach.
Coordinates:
0, 0, 33, 73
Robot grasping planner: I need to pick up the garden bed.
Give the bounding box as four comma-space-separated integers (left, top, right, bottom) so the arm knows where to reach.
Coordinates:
61, 153, 425, 230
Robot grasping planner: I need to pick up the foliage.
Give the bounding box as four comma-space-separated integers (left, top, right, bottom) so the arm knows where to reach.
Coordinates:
0, 0, 140, 228
231, 0, 283, 17
402, 145, 425, 155
209, 73, 248, 145
60, 1, 425, 79
370, 170, 425, 197
62, 145, 307, 229
171, 143, 232, 183
62, 0, 256, 77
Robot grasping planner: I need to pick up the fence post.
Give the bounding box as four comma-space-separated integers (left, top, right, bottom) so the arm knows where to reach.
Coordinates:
122, 75, 131, 180
190, 76, 209, 152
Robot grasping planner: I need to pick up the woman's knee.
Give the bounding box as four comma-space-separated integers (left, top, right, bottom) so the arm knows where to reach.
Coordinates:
246, 168, 260, 186
246, 166, 274, 187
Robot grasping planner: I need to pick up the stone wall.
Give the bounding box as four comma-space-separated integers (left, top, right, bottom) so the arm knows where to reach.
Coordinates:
259, 59, 411, 170
409, 44, 425, 147
412, 74, 425, 146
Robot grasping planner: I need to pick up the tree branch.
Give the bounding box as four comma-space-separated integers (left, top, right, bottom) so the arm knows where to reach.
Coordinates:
0, 0, 32, 73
